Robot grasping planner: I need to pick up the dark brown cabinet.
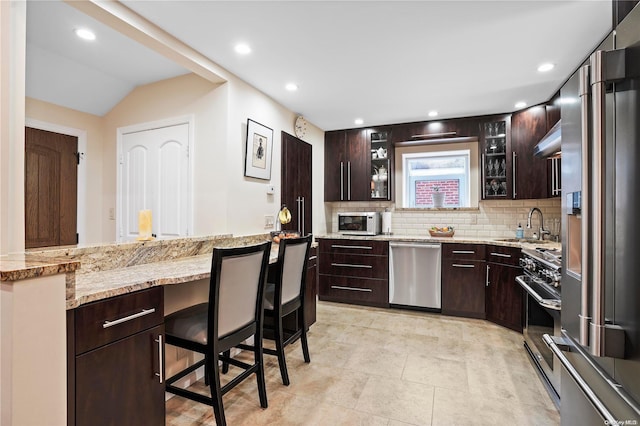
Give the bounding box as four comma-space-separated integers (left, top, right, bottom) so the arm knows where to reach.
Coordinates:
511, 105, 550, 200
281, 131, 312, 235
304, 246, 318, 329
318, 239, 389, 307
324, 129, 369, 201
480, 116, 512, 199
485, 245, 523, 332
71, 287, 165, 426
369, 128, 393, 200
441, 243, 486, 319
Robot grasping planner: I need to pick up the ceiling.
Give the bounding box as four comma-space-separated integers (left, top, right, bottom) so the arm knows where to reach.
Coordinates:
26, 1, 613, 131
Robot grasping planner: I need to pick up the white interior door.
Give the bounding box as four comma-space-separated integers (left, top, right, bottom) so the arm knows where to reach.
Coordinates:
120, 123, 189, 240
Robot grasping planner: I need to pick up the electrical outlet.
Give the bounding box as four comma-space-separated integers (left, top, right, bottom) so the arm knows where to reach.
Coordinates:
108, 207, 115, 220
264, 215, 275, 228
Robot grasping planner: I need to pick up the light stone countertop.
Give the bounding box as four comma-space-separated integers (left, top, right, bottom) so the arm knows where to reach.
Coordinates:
0, 253, 80, 282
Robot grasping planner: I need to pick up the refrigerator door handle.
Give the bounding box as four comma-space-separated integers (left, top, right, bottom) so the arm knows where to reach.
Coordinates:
578, 64, 592, 347
543, 334, 620, 424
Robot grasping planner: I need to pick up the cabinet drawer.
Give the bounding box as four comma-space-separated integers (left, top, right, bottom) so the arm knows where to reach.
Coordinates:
75, 287, 164, 355
319, 253, 388, 279
486, 245, 521, 266
319, 239, 388, 256
308, 246, 318, 268
442, 243, 485, 260
319, 275, 388, 307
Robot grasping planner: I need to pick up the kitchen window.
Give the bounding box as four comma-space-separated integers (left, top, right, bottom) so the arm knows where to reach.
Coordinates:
402, 150, 471, 208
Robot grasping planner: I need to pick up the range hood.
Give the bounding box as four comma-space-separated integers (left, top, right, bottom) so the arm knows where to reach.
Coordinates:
533, 120, 561, 158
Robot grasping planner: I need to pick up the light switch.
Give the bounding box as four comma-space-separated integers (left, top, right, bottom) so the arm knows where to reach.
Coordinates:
267, 185, 275, 195
264, 215, 275, 228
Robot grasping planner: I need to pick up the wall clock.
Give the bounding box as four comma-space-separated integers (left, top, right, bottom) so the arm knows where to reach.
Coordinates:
294, 116, 307, 139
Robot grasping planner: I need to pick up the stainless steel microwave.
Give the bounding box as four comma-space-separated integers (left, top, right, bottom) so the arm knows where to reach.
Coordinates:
337, 212, 381, 235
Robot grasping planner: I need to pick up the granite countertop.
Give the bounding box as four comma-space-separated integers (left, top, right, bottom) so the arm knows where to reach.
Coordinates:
0, 253, 80, 282
69, 243, 281, 309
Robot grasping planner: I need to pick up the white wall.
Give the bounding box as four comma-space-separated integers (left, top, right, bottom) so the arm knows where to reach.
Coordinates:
25, 72, 326, 243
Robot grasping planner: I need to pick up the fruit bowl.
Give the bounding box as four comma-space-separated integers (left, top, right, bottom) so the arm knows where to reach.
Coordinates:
429, 226, 455, 237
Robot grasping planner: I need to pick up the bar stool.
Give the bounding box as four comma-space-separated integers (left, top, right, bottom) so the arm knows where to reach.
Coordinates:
164, 242, 271, 426
262, 235, 312, 385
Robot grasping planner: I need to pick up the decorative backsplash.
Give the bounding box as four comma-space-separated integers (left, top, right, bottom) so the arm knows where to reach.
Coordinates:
327, 198, 562, 239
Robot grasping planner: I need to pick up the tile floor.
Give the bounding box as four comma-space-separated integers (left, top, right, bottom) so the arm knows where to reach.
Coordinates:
166, 301, 560, 425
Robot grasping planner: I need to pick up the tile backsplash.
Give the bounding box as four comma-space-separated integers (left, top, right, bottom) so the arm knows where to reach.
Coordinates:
327, 198, 561, 239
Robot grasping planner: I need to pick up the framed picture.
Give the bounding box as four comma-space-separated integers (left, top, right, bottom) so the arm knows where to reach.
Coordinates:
244, 119, 274, 180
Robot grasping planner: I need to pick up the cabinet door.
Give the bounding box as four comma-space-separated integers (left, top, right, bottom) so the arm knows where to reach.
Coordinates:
345, 128, 369, 201
324, 130, 346, 201
282, 131, 312, 235
485, 263, 523, 332
76, 325, 165, 426
441, 260, 486, 319
480, 116, 512, 199
511, 105, 549, 199
304, 247, 318, 329
369, 127, 393, 200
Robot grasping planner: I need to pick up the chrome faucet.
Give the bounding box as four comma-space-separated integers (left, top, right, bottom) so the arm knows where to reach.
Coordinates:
527, 207, 550, 240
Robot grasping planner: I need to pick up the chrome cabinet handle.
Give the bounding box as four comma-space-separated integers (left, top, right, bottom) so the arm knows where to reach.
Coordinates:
331, 263, 372, 269
512, 151, 517, 199
486, 265, 490, 287
308, 255, 318, 261
551, 158, 556, 196
331, 285, 372, 292
331, 244, 373, 250
490, 252, 511, 258
347, 161, 351, 200
481, 154, 486, 198
387, 159, 391, 200
452, 250, 475, 254
452, 263, 475, 268
103, 308, 156, 328
340, 162, 344, 200
155, 334, 163, 383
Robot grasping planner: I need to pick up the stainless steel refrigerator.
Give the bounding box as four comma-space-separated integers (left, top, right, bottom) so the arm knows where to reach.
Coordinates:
548, 4, 640, 424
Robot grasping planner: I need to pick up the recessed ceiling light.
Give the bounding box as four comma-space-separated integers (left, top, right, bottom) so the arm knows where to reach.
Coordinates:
234, 43, 251, 55
74, 28, 96, 41
515, 101, 527, 109
428, 111, 438, 117
537, 63, 555, 72
285, 83, 298, 91
354, 118, 364, 125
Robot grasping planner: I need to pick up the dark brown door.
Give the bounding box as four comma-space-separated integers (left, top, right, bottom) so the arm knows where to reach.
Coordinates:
324, 130, 346, 201
25, 127, 78, 248
485, 263, 524, 332
511, 106, 549, 199
281, 132, 312, 236
345, 128, 370, 201
75, 325, 165, 426
441, 260, 486, 319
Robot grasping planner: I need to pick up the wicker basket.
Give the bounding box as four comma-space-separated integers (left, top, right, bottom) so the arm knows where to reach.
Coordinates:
429, 229, 455, 237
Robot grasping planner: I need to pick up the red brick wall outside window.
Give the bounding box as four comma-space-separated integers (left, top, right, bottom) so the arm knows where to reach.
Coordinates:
415, 180, 460, 206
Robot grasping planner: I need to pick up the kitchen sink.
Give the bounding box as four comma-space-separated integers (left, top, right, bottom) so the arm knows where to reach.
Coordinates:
495, 238, 551, 244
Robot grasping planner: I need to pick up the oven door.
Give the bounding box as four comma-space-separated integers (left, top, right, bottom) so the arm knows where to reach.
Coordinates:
517, 275, 562, 404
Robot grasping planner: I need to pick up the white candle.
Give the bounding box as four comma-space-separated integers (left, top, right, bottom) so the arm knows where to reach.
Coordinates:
138, 209, 152, 240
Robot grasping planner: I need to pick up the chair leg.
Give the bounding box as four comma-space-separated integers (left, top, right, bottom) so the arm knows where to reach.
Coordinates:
207, 353, 226, 426
254, 341, 268, 408
221, 350, 230, 374
204, 357, 209, 386
299, 307, 311, 363
275, 316, 290, 386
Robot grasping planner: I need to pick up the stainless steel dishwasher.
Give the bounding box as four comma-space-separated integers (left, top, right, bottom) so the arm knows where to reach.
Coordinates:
389, 242, 442, 310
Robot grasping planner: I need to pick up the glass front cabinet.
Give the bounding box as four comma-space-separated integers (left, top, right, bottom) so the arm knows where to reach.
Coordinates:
369, 129, 392, 200
481, 117, 511, 199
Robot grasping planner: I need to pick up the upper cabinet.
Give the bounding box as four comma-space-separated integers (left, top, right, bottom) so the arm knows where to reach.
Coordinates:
511, 105, 549, 199
369, 127, 393, 200
480, 116, 511, 199
324, 129, 369, 201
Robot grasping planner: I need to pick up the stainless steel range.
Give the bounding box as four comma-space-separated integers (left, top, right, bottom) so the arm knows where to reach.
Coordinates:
516, 247, 562, 406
